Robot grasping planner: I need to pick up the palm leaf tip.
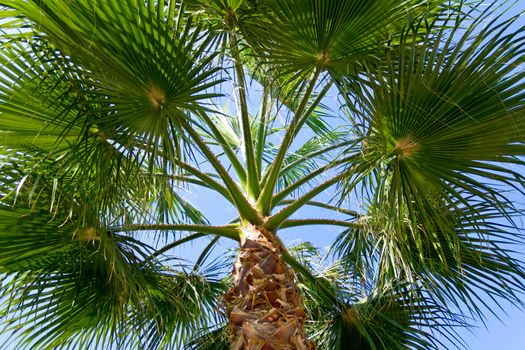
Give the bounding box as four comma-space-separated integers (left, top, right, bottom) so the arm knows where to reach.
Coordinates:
334, 300, 409, 350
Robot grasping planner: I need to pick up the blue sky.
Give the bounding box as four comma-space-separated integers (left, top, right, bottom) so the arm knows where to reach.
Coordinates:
2, 1, 525, 349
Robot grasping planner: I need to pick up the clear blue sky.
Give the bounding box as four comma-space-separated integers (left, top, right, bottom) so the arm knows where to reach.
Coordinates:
2, 2, 525, 349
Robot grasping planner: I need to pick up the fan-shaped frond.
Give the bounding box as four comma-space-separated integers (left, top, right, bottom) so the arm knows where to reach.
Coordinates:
0, 200, 227, 349
288, 243, 466, 350
242, 0, 441, 78
333, 3, 525, 314
1, 0, 223, 173
339, 3, 525, 204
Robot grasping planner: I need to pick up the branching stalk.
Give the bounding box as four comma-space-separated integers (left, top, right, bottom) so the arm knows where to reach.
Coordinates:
255, 82, 272, 176
290, 80, 333, 140
273, 154, 360, 206
265, 171, 351, 231
192, 235, 222, 272
277, 139, 358, 180
266, 160, 377, 230
130, 140, 234, 204
277, 200, 361, 218
175, 163, 233, 203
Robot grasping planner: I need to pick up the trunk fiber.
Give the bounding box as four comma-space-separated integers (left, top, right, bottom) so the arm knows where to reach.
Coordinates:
224, 225, 315, 350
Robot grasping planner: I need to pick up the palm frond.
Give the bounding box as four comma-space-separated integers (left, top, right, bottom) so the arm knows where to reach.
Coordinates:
334, 194, 525, 317
1, 0, 223, 172
0, 1, 229, 224
288, 243, 467, 350
340, 2, 525, 203
0, 145, 227, 348
333, 3, 525, 310
242, 0, 439, 78
185, 324, 230, 350
0, 198, 227, 349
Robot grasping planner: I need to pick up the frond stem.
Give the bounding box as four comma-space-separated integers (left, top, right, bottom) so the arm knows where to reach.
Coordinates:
112, 223, 240, 240
260, 80, 334, 186
291, 80, 333, 139
273, 154, 359, 206
196, 110, 247, 185
230, 33, 260, 199
280, 218, 362, 229
175, 163, 233, 203
257, 68, 323, 214
265, 173, 346, 231
255, 81, 272, 176
192, 235, 221, 272
277, 200, 361, 218
278, 139, 358, 178
129, 140, 233, 203
266, 158, 378, 230
181, 119, 263, 224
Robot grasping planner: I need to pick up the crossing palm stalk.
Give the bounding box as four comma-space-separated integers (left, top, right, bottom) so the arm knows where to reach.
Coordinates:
0, 1, 525, 349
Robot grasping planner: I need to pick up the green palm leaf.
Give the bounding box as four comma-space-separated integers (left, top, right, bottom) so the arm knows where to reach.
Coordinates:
332, 3, 525, 321
341, 4, 525, 203
0, 148, 226, 349
0, 0, 229, 223
0, 199, 226, 350
289, 243, 465, 350
243, 0, 440, 77
1, 0, 222, 165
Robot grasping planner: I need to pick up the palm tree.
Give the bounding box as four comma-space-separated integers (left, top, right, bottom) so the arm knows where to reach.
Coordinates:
0, 0, 524, 349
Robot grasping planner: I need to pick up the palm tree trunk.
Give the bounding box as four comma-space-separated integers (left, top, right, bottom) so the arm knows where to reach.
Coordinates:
224, 224, 316, 350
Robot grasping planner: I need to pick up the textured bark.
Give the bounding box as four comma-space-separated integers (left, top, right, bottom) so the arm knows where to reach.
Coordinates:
224, 225, 315, 350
